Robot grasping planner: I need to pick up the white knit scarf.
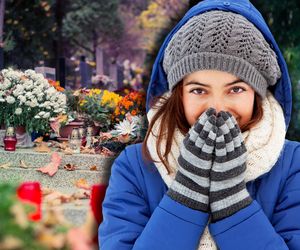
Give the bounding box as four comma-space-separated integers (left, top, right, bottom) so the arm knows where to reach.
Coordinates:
146, 91, 286, 249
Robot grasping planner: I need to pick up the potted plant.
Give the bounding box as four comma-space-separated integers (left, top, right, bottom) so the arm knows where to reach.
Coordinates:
78, 88, 122, 132
55, 89, 122, 139
0, 68, 67, 146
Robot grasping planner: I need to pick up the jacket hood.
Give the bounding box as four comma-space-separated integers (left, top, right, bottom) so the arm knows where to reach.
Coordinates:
146, 0, 292, 129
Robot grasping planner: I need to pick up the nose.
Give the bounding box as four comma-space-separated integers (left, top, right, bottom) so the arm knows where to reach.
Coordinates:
209, 98, 227, 113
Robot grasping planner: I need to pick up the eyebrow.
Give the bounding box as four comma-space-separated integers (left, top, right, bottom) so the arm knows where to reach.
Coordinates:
184, 79, 244, 87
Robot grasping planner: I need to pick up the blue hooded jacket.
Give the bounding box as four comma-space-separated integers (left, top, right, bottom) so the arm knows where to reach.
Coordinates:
99, 1, 300, 249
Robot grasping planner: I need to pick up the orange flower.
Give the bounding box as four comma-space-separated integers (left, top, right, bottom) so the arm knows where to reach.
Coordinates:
47, 79, 65, 92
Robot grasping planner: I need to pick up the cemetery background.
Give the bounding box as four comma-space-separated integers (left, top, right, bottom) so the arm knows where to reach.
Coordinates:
0, 0, 299, 249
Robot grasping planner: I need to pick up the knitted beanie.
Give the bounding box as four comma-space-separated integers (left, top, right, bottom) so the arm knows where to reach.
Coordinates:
163, 10, 281, 98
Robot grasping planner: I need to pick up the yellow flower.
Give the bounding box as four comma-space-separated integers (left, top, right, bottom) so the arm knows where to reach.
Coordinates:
100, 90, 122, 108
79, 100, 87, 106
88, 89, 101, 97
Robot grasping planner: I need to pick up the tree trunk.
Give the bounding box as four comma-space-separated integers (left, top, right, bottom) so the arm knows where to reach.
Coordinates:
0, 0, 5, 43
92, 30, 98, 62
0, 0, 5, 69
96, 46, 104, 75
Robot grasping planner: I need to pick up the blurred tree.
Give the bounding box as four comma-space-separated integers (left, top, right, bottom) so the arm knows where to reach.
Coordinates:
3, 0, 57, 69
251, 0, 300, 140
62, 0, 123, 63
139, 0, 189, 54
139, 0, 189, 86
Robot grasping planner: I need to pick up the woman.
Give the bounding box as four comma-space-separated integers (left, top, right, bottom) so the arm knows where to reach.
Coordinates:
99, 0, 300, 249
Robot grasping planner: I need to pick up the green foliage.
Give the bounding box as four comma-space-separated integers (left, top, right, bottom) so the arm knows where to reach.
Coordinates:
4, 0, 57, 69
62, 0, 123, 58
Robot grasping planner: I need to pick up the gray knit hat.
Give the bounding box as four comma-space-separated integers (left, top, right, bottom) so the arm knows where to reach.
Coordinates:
163, 10, 281, 98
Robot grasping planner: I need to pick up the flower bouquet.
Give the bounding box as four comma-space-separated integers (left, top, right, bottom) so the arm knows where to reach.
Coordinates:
0, 69, 67, 134
92, 90, 147, 155
112, 91, 146, 123
79, 89, 122, 130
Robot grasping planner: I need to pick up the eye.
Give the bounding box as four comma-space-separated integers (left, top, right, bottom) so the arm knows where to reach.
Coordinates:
189, 88, 206, 95
230, 86, 246, 94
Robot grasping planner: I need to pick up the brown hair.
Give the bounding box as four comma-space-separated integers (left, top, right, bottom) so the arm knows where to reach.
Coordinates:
142, 82, 263, 175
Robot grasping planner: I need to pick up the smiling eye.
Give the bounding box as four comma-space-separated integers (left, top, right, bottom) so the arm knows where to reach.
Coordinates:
230, 86, 245, 93
190, 88, 206, 95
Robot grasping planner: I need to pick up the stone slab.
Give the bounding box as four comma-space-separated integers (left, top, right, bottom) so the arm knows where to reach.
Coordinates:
0, 147, 116, 170
0, 167, 111, 188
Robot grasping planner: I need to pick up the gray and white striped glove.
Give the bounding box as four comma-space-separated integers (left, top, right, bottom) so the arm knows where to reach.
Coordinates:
167, 108, 217, 212
210, 111, 252, 221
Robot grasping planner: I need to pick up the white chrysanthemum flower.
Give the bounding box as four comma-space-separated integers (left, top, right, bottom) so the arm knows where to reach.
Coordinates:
24, 69, 35, 76
53, 103, 59, 109
39, 111, 46, 116
18, 95, 26, 103
34, 115, 41, 119
13, 85, 25, 97
6, 96, 15, 104
46, 87, 56, 96
6, 70, 22, 81
0, 98, 5, 102
37, 92, 44, 98
24, 80, 34, 90
29, 100, 38, 108
3, 79, 11, 89
15, 108, 22, 115
43, 112, 50, 118
115, 119, 137, 136
25, 92, 33, 98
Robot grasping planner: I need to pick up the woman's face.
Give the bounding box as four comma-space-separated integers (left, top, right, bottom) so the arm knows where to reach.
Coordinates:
182, 70, 255, 128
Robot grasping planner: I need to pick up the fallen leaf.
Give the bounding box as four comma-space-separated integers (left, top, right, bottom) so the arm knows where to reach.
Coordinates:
75, 178, 90, 190
80, 147, 96, 154
99, 132, 113, 141
0, 235, 23, 249
89, 165, 97, 171
35, 142, 51, 153
42, 187, 54, 196
67, 227, 93, 250
38, 230, 66, 249
19, 160, 29, 168
34, 136, 44, 143
43, 208, 69, 226
72, 189, 91, 200
62, 147, 73, 155
10, 203, 29, 229
0, 162, 11, 169
64, 163, 77, 171
37, 152, 62, 176
44, 191, 72, 206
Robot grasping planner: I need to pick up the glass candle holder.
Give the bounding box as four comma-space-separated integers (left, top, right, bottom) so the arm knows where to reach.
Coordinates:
3, 127, 17, 151
69, 128, 81, 154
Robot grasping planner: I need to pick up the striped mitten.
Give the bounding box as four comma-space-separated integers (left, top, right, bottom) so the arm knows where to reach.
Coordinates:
167, 108, 217, 212
210, 111, 252, 221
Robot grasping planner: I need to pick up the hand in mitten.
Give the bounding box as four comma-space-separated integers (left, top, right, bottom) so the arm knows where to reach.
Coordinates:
210, 111, 252, 221
167, 108, 217, 212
